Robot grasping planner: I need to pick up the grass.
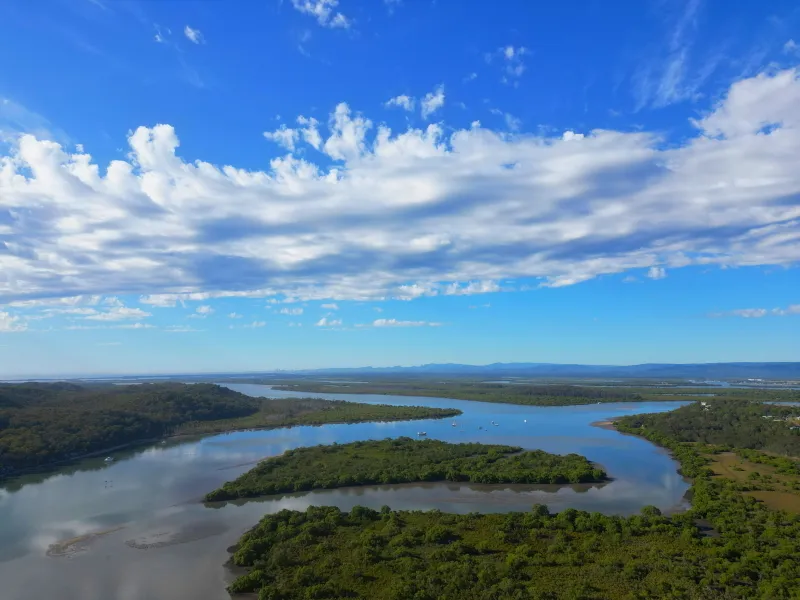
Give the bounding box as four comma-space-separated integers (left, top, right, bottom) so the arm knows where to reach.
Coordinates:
704, 450, 800, 513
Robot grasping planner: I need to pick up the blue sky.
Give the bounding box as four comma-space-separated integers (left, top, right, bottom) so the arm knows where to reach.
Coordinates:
0, 0, 799, 376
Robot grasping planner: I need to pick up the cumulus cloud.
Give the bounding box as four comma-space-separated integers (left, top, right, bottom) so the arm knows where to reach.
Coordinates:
369, 318, 441, 327
279, 307, 303, 315
291, 0, 350, 29
420, 85, 445, 119
786, 40, 799, 56
0, 68, 800, 313
646, 266, 667, 280
228, 312, 243, 318
244, 320, 266, 328
184, 26, 204, 45
385, 95, 415, 111
321, 303, 339, 310
316, 317, 342, 326
0, 311, 26, 332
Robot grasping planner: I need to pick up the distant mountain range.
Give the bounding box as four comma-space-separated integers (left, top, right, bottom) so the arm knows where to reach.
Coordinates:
276, 362, 800, 380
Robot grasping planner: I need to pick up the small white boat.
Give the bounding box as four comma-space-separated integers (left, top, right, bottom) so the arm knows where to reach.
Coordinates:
491, 421, 498, 426
417, 431, 427, 436
451, 422, 457, 427
104, 456, 114, 463
523, 419, 527, 423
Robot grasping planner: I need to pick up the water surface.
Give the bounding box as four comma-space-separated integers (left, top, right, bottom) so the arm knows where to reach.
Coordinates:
0, 384, 689, 600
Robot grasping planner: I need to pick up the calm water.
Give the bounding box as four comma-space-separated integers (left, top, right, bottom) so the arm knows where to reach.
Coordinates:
0, 384, 689, 600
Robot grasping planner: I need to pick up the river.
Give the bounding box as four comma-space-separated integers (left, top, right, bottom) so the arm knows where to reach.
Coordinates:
0, 384, 690, 600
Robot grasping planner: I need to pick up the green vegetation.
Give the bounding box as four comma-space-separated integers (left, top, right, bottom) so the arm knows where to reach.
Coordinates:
271, 380, 647, 406
224, 404, 800, 599
206, 438, 606, 502
0, 383, 459, 480
266, 378, 800, 406
616, 398, 800, 458
174, 400, 460, 436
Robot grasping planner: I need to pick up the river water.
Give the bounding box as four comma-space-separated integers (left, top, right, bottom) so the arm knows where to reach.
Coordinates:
0, 384, 689, 600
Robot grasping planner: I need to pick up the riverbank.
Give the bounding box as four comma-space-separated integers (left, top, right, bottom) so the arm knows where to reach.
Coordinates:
0, 393, 691, 600
1, 402, 461, 484
206, 438, 607, 502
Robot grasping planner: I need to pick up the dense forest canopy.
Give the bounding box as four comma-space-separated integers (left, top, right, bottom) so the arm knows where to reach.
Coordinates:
617, 399, 800, 457
206, 438, 606, 502
0, 383, 260, 474
224, 405, 800, 600
0, 383, 460, 478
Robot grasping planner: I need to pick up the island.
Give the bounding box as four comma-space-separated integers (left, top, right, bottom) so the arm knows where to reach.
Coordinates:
262, 377, 800, 406
205, 438, 607, 501
0, 382, 460, 480
222, 399, 800, 599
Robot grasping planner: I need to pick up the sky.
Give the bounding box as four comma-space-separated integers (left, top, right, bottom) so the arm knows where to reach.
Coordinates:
0, 0, 799, 377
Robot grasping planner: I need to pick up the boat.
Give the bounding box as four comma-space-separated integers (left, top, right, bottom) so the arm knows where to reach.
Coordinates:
417, 431, 427, 436
104, 456, 114, 463
451, 422, 457, 427
523, 419, 527, 423
491, 421, 498, 426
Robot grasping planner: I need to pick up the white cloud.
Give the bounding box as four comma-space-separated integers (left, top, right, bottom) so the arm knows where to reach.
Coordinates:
730, 308, 768, 318
489, 108, 521, 131
785, 40, 799, 56
279, 307, 303, 315
488, 46, 529, 85
84, 306, 152, 321
463, 72, 477, 83
316, 317, 342, 326
196, 305, 214, 315
385, 95, 415, 111
369, 318, 441, 327
773, 304, 800, 316
184, 25, 204, 45
420, 85, 445, 119
717, 304, 800, 318
244, 320, 266, 328
321, 303, 339, 310
0, 311, 27, 332
264, 125, 299, 151
444, 281, 500, 296
1, 68, 800, 309
165, 325, 200, 332
228, 312, 243, 319
291, 0, 350, 29
66, 323, 154, 330
646, 266, 667, 280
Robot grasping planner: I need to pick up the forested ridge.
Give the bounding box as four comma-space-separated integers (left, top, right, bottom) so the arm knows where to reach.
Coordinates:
224, 405, 800, 600
0, 383, 459, 479
206, 438, 606, 502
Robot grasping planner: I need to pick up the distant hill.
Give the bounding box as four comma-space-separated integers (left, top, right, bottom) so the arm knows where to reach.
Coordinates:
275, 362, 800, 380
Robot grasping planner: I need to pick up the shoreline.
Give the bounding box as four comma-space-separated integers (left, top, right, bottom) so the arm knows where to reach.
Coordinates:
0, 412, 460, 485
589, 417, 622, 431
